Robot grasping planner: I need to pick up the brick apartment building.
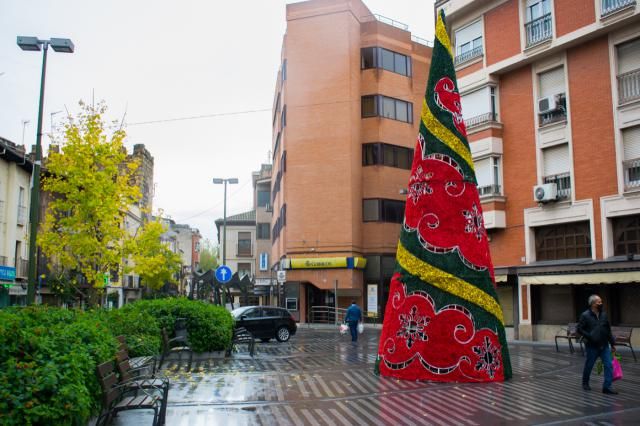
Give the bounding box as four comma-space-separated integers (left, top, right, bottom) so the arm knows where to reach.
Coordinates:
270, 0, 432, 322
437, 0, 640, 343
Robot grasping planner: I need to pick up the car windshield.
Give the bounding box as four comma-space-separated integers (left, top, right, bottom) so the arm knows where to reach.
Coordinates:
231, 306, 253, 318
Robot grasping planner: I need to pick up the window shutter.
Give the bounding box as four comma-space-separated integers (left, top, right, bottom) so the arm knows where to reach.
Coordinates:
454, 21, 482, 53
474, 157, 492, 187
543, 144, 570, 176
617, 38, 640, 74
623, 126, 640, 161
538, 67, 565, 98
462, 87, 490, 120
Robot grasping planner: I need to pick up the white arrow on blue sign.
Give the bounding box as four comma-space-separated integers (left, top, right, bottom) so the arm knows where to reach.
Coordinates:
215, 265, 232, 284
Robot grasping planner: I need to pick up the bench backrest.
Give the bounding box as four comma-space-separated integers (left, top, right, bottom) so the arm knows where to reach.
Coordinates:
567, 323, 579, 337
611, 327, 632, 343
96, 361, 121, 408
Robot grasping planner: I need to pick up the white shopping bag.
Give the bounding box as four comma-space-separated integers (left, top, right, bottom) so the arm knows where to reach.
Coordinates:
357, 323, 364, 334
339, 324, 349, 335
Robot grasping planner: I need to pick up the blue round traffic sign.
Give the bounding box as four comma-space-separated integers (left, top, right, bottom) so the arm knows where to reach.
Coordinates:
215, 265, 232, 283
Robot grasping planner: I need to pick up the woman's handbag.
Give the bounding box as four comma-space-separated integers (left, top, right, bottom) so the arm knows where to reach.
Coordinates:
357, 323, 364, 334
612, 357, 623, 381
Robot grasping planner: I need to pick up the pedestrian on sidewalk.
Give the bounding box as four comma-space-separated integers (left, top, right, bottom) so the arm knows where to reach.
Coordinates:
578, 294, 618, 395
345, 301, 362, 343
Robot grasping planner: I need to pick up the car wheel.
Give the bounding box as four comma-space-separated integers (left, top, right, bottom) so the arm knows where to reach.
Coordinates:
276, 326, 291, 342
260, 338, 271, 343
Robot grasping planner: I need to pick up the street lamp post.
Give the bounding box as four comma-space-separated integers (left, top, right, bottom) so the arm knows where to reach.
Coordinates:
17, 36, 74, 305
213, 177, 238, 307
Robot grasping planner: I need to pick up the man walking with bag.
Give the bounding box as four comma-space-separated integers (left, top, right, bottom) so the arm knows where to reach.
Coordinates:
578, 294, 618, 394
345, 301, 362, 343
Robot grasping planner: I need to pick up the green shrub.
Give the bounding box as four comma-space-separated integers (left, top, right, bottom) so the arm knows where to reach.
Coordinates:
98, 308, 161, 357
121, 298, 234, 352
0, 306, 118, 425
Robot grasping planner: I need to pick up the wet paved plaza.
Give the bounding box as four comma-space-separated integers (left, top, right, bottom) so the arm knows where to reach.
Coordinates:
114, 327, 640, 425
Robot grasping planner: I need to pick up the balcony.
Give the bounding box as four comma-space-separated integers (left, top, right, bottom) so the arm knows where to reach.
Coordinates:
465, 112, 499, 130
543, 172, 572, 199
602, 0, 636, 16
623, 158, 640, 190
525, 14, 553, 47
17, 205, 27, 226
618, 69, 640, 105
478, 184, 502, 197
455, 45, 483, 66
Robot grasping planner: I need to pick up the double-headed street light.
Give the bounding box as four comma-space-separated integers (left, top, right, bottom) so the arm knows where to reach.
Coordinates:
213, 177, 238, 306
17, 36, 74, 305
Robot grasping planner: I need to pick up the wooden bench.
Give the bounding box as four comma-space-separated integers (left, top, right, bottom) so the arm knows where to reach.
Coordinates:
96, 360, 163, 426
116, 335, 157, 374
555, 323, 583, 354
612, 326, 636, 362
227, 327, 256, 357
159, 328, 193, 371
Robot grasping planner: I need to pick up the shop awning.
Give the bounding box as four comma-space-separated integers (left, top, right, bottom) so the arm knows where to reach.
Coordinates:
520, 271, 640, 285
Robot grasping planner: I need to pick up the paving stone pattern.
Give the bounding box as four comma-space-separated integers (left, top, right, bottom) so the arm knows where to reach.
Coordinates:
113, 327, 640, 425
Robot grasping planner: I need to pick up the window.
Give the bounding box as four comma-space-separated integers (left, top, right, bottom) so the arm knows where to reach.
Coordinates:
623, 126, 640, 190
531, 285, 574, 324
257, 223, 270, 240
237, 232, 252, 256
282, 59, 287, 81
462, 86, 497, 128
273, 94, 281, 127
617, 38, 640, 104
538, 67, 567, 126
281, 105, 287, 127
259, 252, 269, 271
243, 307, 262, 318
535, 221, 591, 261
542, 144, 571, 199
363, 199, 405, 223
613, 215, 640, 256
454, 20, 483, 65
525, 0, 552, 47
362, 143, 414, 169
361, 47, 412, 77
474, 156, 501, 196
272, 203, 287, 243
257, 190, 270, 207
17, 187, 26, 226
361, 95, 413, 123
286, 298, 298, 311
238, 262, 252, 279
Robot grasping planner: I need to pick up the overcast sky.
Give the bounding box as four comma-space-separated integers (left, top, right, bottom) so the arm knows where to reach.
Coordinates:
0, 0, 435, 244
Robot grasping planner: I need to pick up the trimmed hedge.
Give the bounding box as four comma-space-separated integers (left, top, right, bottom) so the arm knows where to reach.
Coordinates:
117, 298, 234, 353
0, 306, 118, 425
0, 298, 234, 425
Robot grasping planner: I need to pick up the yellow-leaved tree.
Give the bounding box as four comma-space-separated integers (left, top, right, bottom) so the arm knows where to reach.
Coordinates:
39, 102, 141, 292
130, 219, 182, 292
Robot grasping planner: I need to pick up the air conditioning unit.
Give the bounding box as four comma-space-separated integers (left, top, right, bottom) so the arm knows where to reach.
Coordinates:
533, 183, 558, 202
538, 96, 557, 114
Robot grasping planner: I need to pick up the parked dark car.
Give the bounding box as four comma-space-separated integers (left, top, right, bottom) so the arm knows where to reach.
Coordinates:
232, 306, 297, 342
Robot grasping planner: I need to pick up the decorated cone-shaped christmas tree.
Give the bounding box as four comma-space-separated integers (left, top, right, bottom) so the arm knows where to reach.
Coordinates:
375, 10, 512, 383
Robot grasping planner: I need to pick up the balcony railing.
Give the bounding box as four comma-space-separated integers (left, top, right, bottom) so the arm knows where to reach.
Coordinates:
602, 0, 636, 16
525, 14, 553, 47
624, 158, 640, 190
362, 14, 409, 31
618, 69, 640, 104
478, 184, 502, 197
411, 35, 433, 47
465, 112, 498, 129
455, 45, 483, 65
237, 244, 253, 257
543, 172, 572, 199
539, 108, 567, 126
16, 257, 29, 278
17, 205, 27, 226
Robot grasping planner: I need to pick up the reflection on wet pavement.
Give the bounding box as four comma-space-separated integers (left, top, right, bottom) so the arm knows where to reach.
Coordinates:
111, 327, 640, 425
